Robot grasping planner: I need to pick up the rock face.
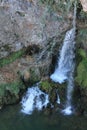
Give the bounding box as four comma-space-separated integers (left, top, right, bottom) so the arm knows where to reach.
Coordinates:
80, 0, 87, 12
0, 0, 72, 109
0, 0, 87, 113
0, 0, 71, 58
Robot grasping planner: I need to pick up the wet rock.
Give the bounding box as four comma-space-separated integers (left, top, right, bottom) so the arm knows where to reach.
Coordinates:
43, 104, 52, 116
0, 80, 26, 108
49, 88, 57, 104
80, 0, 87, 12
23, 70, 30, 82
25, 44, 40, 55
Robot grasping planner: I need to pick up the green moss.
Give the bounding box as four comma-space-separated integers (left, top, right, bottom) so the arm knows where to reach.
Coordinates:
0, 81, 25, 96
39, 80, 66, 92
28, 67, 41, 84
0, 49, 25, 67
39, 80, 66, 104
40, 80, 54, 93
78, 49, 87, 58
79, 10, 87, 22
75, 49, 87, 88
77, 29, 87, 46
0, 81, 25, 106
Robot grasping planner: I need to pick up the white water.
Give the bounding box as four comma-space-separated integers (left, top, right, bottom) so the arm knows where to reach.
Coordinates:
21, 84, 49, 115
50, 28, 75, 115
57, 94, 60, 104
50, 1, 76, 115
50, 28, 75, 84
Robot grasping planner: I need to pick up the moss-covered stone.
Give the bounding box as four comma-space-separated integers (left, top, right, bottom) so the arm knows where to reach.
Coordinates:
0, 81, 25, 108
29, 67, 41, 83
40, 80, 58, 104
75, 49, 87, 88
39, 80, 66, 104
39, 80, 56, 93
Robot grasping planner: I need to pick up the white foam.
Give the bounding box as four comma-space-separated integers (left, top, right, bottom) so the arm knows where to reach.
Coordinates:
62, 106, 72, 115
57, 94, 60, 104
50, 28, 76, 115
50, 73, 67, 84
21, 86, 49, 115
50, 28, 75, 85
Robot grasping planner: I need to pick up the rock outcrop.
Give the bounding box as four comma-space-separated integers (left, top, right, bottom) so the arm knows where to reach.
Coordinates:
80, 0, 87, 12
0, 0, 87, 114
0, 0, 71, 58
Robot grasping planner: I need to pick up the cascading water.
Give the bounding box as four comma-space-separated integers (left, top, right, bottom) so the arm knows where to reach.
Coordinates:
50, 28, 75, 115
57, 94, 60, 104
21, 84, 49, 115
50, 28, 75, 84
50, 2, 76, 115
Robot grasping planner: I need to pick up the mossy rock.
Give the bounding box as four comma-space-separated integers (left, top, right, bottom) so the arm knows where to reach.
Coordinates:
39, 80, 57, 93
21, 67, 41, 86
39, 79, 66, 104
22, 60, 51, 86
29, 67, 41, 85
0, 81, 25, 108
78, 49, 87, 58
49, 88, 57, 104
0, 49, 25, 67
75, 49, 87, 88
0, 81, 25, 96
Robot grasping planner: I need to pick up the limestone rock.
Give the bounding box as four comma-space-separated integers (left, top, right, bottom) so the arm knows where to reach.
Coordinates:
23, 70, 30, 82
80, 0, 87, 12
0, 0, 70, 58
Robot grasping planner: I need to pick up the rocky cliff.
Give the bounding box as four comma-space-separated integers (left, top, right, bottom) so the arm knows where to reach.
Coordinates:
0, 0, 87, 114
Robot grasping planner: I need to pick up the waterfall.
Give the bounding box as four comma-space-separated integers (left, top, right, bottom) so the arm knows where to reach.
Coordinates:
50, 2, 76, 115
50, 28, 75, 84
21, 84, 49, 115
57, 94, 60, 104
50, 28, 75, 115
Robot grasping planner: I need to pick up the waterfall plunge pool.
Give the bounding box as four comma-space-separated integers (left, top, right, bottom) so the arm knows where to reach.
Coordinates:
0, 104, 87, 130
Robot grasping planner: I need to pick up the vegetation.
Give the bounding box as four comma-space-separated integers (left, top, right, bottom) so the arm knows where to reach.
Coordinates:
79, 10, 87, 21
39, 0, 87, 23
0, 81, 25, 96
79, 29, 87, 51
75, 49, 87, 88
39, 80, 66, 103
0, 49, 25, 67
39, 80, 55, 93
0, 80, 26, 107
39, 0, 76, 14
28, 67, 41, 85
